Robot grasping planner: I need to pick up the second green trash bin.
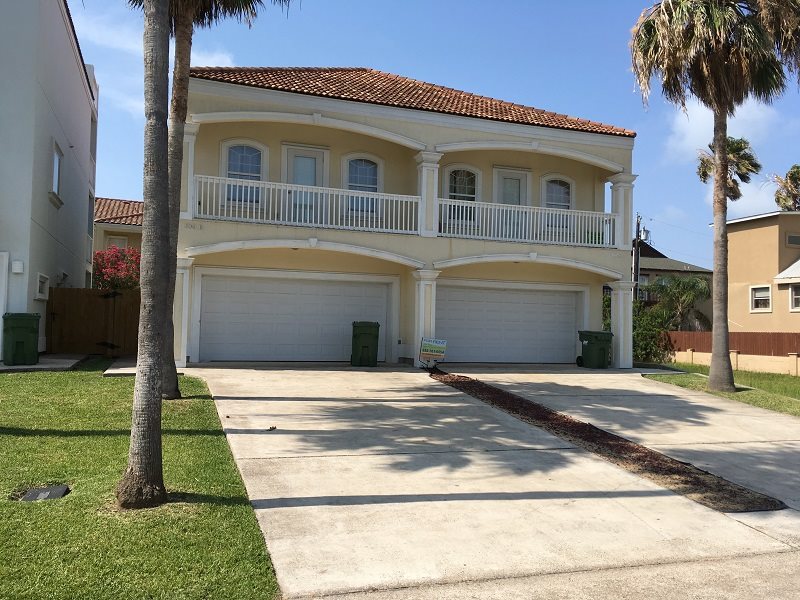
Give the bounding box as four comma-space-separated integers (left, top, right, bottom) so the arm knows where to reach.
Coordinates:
577, 330, 613, 369
351, 321, 380, 367
3, 313, 41, 366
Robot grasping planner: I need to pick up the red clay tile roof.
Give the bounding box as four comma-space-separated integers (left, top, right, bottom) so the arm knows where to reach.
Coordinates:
189, 67, 636, 138
94, 197, 143, 226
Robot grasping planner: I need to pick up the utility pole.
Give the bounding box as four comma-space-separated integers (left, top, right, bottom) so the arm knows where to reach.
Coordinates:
632, 213, 642, 299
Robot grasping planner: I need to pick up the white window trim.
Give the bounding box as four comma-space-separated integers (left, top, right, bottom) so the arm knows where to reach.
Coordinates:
281, 143, 330, 187
106, 236, 128, 249
49, 140, 64, 208
442, 164, 482, 202
219, 138, 269, 181
790, 284, 800, 312
493, 167, 532, 206
35, 273, 50, 301
341, 152, 384, 192
541, 173, 576, 210
749, 284, 772, 313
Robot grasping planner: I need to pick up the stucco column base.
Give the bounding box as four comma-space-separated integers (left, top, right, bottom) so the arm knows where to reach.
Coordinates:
413, 269, 440, 367
609, 281, 634, 368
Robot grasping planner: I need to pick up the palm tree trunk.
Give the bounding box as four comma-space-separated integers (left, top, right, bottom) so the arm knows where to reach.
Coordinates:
161, 10, 194, 400
707, 109, 736, 392
116, 0, 171, 508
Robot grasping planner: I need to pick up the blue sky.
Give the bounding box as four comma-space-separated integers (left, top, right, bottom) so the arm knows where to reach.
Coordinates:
71, 0, 800, 269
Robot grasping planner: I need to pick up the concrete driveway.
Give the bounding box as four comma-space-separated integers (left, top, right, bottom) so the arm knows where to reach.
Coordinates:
193, 366, 800, 599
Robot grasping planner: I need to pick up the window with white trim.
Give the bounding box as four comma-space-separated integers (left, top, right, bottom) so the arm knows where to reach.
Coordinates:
36, 273, 50, 300
791, 285, 800, 311
750, 286, 771, 312
346, 157, 379, 212
449, 169, 477, 202
50, 142, 63, 207
544, 178, 572, 210
107, 236, 128, 249
225, 143, 263, 203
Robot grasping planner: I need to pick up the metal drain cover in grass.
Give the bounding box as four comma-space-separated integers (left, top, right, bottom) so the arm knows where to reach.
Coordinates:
20, 485, 70, 502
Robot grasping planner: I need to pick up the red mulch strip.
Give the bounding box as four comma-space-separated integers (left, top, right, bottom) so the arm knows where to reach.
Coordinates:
430, 369, 785, 513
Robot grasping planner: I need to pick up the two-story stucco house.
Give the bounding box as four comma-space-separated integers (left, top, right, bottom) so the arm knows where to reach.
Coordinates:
728, 211, 800, 332
0, 0, 99, 356
170, 67, 636, 368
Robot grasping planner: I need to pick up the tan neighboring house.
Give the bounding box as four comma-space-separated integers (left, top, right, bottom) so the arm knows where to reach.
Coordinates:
167, 66, 637, 368
728, 211, 800, 332
93, 197, 143, 252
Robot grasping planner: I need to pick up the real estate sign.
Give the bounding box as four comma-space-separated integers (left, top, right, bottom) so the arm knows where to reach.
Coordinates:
419, 337, 447, 364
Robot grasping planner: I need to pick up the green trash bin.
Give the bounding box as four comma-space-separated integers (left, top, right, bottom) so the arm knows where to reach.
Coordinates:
577, 330, 613, 369
351, 321, 380, 367
3, 313, 41, 366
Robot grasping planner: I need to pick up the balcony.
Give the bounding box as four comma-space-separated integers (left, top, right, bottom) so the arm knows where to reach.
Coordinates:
193, 175, 620, 249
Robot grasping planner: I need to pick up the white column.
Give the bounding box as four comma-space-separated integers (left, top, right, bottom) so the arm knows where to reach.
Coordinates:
181, 122, 199, 220
609, 281, 634, 368
413, 269, 440, 366
608, 173, 636, 249
415, 151, 443, 237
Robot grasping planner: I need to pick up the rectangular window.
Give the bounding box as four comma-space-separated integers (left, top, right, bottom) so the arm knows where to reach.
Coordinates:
52, 143, 63, 196
792, 285, 800, 311
637, 274, 650, 301
787, 233, 800, 247
90, 115, 98, 163
106, 236, 128, 249
35, 273, 50, 300
750, 286, 771, 312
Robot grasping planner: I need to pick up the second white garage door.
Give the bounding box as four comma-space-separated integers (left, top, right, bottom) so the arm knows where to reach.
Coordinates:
199, 275, 389, 361
435, 284, 579, 363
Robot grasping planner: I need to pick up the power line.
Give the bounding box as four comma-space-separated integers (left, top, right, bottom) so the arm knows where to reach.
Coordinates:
645, 216, 713, 238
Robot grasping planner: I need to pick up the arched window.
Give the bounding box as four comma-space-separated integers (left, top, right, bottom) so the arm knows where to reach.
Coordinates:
224, 143, 263, 203
347, 158, 379, 193
544, 178, 572, 210
449, 169, 477, 202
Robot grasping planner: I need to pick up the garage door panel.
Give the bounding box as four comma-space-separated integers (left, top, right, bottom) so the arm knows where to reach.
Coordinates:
436, 285, 578, 363
200, 275, 388, 362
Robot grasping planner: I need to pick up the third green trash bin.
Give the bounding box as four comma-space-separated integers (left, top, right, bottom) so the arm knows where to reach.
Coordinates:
3, 313, 41, 366
351, 321, 380, 367
577, 330, 613, 369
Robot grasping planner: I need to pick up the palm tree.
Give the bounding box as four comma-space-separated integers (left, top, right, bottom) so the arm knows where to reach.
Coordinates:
645, 274, 711, 331
771, 164, 800, 210
697, 136, 762, 201
631, 0, 800, 392
116, 0, 171, 508
129, 0, 291, 399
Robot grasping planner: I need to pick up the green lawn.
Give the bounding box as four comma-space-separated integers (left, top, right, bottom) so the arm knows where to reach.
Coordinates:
0, 358, 279, 599
648, 362, 800, 417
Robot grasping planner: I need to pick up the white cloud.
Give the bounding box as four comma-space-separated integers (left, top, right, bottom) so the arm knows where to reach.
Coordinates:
72, 10, 142, 55
665, 98, 779, 164
102, 88, 144, 119
702, 179, 779, 219
190, 48, 235, 67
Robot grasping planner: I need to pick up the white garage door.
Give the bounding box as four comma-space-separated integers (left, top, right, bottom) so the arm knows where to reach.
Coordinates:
200, 275, 388, 361
436, 285, 578, 363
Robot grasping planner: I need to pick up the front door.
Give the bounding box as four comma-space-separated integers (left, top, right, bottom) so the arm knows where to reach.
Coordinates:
286, 147, 325, 223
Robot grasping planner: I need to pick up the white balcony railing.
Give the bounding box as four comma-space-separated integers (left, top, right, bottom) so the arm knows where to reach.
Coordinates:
192, 175, 620, 248
194, 175, 420, 234
438, 198, 618, 248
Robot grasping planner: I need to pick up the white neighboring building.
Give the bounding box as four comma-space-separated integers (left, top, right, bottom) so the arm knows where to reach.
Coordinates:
0, 0, 99, 354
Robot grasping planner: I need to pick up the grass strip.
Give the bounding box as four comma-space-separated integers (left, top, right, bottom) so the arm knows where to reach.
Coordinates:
430, 368, 785, 513
0, 358, 278, 600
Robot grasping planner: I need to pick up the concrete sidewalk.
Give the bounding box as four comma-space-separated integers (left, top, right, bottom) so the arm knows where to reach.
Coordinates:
192, 366, 799, 599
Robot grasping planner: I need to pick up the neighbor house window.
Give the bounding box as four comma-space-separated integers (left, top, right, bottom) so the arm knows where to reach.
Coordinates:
35, 273, 50, 300
750, 286, 771, 312
637, 274, 650, 301
106, 236, 128, 249
346, 157, 379, 212
49, 142, 64, 208
787, 233, 800, 247
792, 285, 800, 311
544, 178, 572, 210
226, 143, 263, 203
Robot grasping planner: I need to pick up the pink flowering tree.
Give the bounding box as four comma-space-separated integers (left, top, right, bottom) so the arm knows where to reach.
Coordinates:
92, 246, 141, 289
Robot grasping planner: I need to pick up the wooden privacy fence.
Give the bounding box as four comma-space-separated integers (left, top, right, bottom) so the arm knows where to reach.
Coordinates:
46, 288, 140, 357
668, 331, 800, 356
